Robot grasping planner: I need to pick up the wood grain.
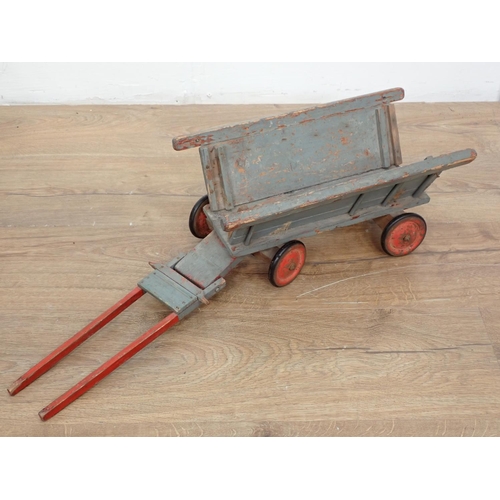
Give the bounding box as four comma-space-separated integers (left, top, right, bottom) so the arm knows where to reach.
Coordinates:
1, 103, 500, 436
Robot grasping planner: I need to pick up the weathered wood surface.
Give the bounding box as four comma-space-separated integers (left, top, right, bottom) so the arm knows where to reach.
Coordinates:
1, 102, 500, 436
218, 193, 432, 258
173, 88, 404, 151
207, 149, 477, 233
195, 89, 404, 211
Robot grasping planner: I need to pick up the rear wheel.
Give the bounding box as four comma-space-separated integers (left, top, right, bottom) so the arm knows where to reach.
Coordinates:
381, 213, 427, 257
189, 195, 212, 239
268, 241, 307, 287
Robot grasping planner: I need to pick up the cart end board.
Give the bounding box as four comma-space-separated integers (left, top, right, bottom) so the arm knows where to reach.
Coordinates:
175, 88, 404, 212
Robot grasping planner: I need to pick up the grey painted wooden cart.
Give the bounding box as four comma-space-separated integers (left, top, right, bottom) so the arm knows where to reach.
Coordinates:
9, 88, 477, 420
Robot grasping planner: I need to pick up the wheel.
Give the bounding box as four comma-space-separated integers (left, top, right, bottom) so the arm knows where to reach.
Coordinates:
189, 195, 212, 239
381, 213, 427, 257
268, 240, 307, 287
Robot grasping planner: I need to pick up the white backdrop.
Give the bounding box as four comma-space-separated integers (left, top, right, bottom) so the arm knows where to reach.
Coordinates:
1, 62, 499, 105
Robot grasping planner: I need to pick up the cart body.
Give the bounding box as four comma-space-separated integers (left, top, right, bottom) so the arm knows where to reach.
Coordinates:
173, 88, 475, 257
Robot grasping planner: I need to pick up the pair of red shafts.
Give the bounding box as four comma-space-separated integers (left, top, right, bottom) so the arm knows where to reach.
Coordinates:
8, 287, 179, 421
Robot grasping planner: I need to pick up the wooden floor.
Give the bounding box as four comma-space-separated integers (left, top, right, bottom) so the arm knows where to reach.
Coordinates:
1, 102, 500, 437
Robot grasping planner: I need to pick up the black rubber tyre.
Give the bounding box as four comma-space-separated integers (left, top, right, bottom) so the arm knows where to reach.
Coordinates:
189, 195, 212, 239
268, 240, 307, 287
381, 213, 427, 257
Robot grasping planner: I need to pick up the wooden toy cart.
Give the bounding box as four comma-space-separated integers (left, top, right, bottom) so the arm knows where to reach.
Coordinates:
8, 88, 477, 420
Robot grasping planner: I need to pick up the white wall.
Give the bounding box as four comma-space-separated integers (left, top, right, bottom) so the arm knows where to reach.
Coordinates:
1, 62, 499, 105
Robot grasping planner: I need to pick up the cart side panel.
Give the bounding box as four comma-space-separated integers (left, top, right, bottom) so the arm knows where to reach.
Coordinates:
220, 193, 431, 257
227, 195, 358, 245
209, 149, 476, 232
211, 150, 477, 256
227, 186, 399, 249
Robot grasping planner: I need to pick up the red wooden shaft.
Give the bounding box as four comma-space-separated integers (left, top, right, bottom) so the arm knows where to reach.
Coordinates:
38, 313, 179, 421
8, 287, 145, 396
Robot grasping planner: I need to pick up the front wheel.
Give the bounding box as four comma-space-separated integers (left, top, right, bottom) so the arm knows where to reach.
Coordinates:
381, 213, 427, 257
189, 195, 212, 239
268, 241, 307, 287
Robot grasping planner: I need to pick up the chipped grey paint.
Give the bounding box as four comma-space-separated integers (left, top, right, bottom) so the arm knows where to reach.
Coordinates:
196, 89, 404, 211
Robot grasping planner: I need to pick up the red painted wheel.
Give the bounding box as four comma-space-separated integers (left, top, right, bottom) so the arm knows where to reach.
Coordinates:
268, 241, 307, 287
381, 213, 427, 257
189, 195, 212, 239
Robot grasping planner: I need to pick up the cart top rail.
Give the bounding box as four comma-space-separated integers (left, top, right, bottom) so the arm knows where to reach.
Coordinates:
173, 87, 404, 151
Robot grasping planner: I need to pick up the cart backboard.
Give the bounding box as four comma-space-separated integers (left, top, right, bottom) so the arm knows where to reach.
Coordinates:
174, 88, 404, 213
